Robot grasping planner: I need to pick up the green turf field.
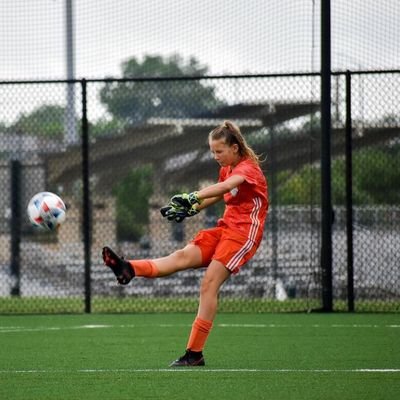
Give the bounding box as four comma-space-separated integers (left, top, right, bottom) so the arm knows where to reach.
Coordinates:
0, 313, 399, 400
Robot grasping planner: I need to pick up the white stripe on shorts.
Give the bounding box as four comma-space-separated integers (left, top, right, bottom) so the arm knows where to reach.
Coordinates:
226, 197, 262, 271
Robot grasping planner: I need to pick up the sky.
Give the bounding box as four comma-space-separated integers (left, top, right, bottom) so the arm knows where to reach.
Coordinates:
1, 0, 399, 80
0, 0, 399, 123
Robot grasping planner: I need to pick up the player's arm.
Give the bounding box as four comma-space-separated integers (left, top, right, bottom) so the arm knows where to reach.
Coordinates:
196, 175, 245, 201
169, 174, 244, 210
161, 175, 244, 222
195, 195, 223, 211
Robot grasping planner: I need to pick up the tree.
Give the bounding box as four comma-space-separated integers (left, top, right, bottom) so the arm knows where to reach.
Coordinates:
0, 121, 7, 132
100, 54, 223, 124
277, 167, 319, 205
276, 146, 400, 206
353, 147, 400, 205
113, 165, 154, 241
10, 105, 71, 138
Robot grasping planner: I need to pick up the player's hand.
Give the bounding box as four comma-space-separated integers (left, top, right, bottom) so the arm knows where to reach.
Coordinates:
160, 203, 199, 223
170, 192, 201, 210
160, 204, 182, 221
174, 205, 200, 223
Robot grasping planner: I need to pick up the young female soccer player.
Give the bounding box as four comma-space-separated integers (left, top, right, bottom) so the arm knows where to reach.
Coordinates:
102, 120, 268, 366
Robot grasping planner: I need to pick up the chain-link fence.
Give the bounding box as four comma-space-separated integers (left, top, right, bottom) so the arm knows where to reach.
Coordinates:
330, 71, 400, 311
0, 72, 399, 313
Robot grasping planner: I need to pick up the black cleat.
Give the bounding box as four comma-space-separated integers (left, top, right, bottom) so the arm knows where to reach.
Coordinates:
102, 246, 135, 285
169, 350, 205, 367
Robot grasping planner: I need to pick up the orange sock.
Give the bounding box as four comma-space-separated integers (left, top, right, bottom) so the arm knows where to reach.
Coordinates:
186, 317, 213, 352
129, 260, 159, 278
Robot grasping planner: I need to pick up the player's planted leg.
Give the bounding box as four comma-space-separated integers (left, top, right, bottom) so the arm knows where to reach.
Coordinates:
102, 246, 135, 285
170, 261, 229, 367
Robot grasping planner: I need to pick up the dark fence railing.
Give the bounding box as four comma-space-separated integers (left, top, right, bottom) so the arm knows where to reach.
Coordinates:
0, 71, 399, 313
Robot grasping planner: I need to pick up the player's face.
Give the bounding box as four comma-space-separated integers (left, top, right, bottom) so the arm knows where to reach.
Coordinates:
209, 138, 240, 167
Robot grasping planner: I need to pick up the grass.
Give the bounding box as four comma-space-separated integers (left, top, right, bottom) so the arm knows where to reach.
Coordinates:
0, 313, 399, 400
1, 296, 399, 314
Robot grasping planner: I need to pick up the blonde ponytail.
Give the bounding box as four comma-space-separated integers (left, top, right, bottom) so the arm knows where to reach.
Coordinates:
209, 120, 261, 165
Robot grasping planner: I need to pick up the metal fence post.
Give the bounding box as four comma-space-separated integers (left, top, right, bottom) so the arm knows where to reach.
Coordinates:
10, 159, 22, 296
268, 125, 279, 299
81, 78, 92, 313
345, 71, 355, 312
320, 0, 333, 311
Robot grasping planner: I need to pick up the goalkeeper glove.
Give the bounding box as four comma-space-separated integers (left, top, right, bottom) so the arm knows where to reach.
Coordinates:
174, 205, 200, 223
170, 191, 201, 210
160, 204, 183, 221
160, 203, 199, 223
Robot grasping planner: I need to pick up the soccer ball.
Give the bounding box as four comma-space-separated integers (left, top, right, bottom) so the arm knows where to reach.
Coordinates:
27, 192, 66, 231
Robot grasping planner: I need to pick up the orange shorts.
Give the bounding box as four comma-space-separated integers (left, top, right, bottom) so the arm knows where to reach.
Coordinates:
190, 226, 261, 274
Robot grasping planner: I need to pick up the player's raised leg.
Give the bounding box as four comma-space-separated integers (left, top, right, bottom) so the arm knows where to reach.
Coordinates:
102, 244, 203, 283
151, 244, 203, 276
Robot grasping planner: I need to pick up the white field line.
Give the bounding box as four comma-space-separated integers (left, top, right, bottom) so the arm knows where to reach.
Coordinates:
0, 323, 399, 334
0, 368, 399, 374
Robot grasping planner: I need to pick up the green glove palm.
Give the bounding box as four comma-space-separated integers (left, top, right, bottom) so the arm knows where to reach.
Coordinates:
160, 191, 201, 223
170, 192, 201, 210
160, 204, 183, 221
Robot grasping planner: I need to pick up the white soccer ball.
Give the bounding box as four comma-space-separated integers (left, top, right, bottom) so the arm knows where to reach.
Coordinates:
27, 192, 66, 231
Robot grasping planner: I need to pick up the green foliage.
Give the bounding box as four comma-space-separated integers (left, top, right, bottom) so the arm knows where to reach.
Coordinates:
353, 147, 400, 205
10, 105, 71, 138
277, 146, 400, 205
113, 165, 153, 241
0, 121, 8, 132
100, 54, 224, 124
277, 167, 320, 205
89, 118, 124, 137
